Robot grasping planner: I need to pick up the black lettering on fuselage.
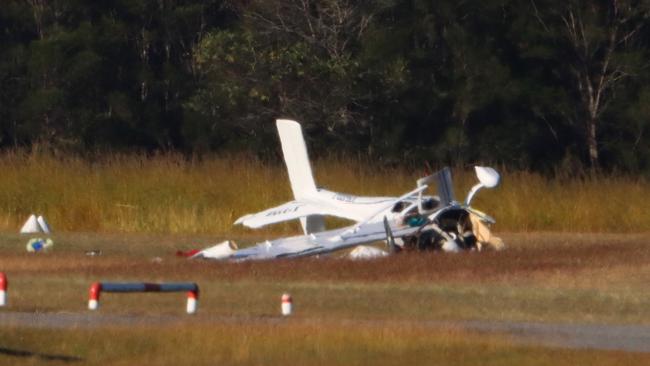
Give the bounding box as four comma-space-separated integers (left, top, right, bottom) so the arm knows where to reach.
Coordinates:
266, 206, 301, 217
333, 194, 357, 203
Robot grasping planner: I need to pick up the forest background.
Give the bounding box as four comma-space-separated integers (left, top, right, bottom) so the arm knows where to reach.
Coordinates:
2, 0, 650, 174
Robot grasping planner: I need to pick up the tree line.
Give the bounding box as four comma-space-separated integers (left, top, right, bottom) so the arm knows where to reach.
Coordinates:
1, 0, 649, 173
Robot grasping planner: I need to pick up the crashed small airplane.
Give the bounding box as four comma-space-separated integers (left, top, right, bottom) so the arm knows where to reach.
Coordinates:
194, 119, 503, 261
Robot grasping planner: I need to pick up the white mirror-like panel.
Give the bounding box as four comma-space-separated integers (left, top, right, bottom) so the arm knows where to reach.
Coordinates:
474, 166, 500, 188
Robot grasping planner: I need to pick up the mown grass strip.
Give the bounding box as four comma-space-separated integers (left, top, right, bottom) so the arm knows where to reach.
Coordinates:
1, 323, 649, 366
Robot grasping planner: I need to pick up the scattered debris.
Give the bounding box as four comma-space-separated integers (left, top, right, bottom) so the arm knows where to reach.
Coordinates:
36, 216, 51, 234
20, 214, 52, 234
26, 238, 54, 253
21, 214, 54, 253
347, 245, 388, 260
85, 250, 102, 257
175, 249, 201, 257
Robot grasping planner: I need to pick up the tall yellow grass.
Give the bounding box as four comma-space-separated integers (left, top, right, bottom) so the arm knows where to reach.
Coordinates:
0, 151, 647, 234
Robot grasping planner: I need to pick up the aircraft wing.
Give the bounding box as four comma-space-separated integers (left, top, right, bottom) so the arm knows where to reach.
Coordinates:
234, 200, 369, 229
236, 184, 429, 230
204, 220, 421, 261
234, 201, 324, 229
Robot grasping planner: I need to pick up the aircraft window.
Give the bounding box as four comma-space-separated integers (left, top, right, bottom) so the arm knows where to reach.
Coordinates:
392, 201, 407, 213
422, 198, 438, 211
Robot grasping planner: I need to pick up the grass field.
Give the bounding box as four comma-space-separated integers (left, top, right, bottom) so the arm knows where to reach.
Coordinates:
1, 232, 649, 364
0, 153, 649, 364
0, 152, 648, 234
2, 323, 649, 366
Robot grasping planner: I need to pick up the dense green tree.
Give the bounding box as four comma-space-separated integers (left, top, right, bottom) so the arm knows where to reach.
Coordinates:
187, 0, 375, 154
0, 2, 35, 146
1, 0, 650, 173
519, 0, 650, 170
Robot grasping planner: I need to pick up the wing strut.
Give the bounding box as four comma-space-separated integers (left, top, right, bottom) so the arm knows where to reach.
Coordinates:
383, 216, 399, 254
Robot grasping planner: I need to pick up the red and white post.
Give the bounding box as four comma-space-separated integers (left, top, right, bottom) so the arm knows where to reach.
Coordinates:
88, 282, 101, 310
0, 272, 7, 307
281, 293, 292, 316
186, 288, 198, 314
88, 282, 199, 314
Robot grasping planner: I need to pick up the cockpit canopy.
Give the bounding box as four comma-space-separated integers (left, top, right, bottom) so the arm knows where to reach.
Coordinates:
391, 196, 440, 214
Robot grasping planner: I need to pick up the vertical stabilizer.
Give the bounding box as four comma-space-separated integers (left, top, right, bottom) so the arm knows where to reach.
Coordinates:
276, 119, 318, 199
276, 119, 324, 234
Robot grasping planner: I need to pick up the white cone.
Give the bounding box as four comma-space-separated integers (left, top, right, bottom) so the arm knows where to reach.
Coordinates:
20, 214, 41, 234
37, 215, 51, 234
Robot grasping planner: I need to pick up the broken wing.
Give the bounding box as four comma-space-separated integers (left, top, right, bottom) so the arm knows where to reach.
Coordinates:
226, 220, 421, 261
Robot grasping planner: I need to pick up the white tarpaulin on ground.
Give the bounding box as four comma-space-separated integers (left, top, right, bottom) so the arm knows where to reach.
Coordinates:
347, 245, 388, 260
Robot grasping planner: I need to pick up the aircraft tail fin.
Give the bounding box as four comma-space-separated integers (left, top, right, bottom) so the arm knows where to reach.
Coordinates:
276, 119, 324, 234
276, 119, 318, 199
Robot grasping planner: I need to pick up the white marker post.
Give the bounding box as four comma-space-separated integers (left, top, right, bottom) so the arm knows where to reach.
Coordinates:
281, 293, 292, 316
0, 272, 7, 307
186, 290, 198, 314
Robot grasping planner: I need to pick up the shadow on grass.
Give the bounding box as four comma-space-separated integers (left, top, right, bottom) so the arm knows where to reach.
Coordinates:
0, 346, 82, 362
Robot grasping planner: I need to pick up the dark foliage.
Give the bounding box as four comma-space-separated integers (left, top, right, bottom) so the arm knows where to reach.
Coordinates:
1, 0, 649, 173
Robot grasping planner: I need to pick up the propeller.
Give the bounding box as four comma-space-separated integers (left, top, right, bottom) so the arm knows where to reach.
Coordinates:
383, 216, 399, 254
426, 222, 460, 252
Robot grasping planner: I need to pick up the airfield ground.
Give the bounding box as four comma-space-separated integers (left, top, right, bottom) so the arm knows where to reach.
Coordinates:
0, 232, 649, 365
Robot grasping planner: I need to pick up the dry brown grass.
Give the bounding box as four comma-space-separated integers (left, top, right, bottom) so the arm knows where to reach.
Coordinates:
1, 232, 647, 285
0, 232, 648, 324
0, 232, 649, 364
0, 152, 648, 234
2, 322, 649, 366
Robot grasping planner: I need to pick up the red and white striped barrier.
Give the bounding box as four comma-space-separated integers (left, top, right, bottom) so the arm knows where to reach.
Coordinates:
281, 293, 292, 316
88, 282, 199, 314
0, 272, 7, 307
